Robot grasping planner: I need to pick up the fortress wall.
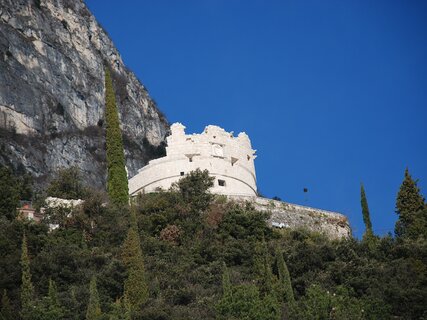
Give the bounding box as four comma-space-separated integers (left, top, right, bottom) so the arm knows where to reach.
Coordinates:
129, 155, 257, 195
129, 123, 258, 197
229, 196, 351, 239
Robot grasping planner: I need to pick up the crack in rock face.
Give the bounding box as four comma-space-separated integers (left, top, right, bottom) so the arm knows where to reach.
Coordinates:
0, 0, 169, 188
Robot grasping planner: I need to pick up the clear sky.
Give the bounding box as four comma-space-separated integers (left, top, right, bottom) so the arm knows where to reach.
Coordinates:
85, 0, 427, 238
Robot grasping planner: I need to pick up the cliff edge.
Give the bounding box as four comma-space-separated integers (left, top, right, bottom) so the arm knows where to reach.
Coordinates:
0, 0, 169, 186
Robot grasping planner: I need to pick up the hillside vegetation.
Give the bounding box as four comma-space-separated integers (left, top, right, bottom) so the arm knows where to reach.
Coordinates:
0, 167, 426, 319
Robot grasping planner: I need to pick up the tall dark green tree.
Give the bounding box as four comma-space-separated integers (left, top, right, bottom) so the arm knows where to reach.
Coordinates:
46, 279, 63, 318
33, 279, 64, 320
174, 168, 214, 213
275, 248, 294, 305
105, 67, 129, 206
86, 276, 102, 320
221, 262, 232, 299
121, 209, 148, 312
360, 184, 374, 240
108, 298, 131, 320
68, 287, 80, 320
217, 284, 280, 320
0, 290, 13, 320
395, 168, 426, 238
46, 166, 87, 199
0, 166, 19, 220
20, 234, 34, 320
254, 240, 274, 295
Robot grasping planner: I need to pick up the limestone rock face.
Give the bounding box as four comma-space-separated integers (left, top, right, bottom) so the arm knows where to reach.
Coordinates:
0, 0, 168, 186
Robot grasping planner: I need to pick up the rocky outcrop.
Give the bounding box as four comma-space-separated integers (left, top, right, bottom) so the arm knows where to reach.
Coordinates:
231, 196, 351, 239
0, 0, 169, 187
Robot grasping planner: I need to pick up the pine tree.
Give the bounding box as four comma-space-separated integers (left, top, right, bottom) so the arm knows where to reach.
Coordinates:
86, 276, 102, 320
20, 233, 34, 320
360, 184, 374, 240
275, 247, 294, 305
105, 67, 129, 206
46, 279, 63, 318
395, 168, 426, 238
121, 209, 148, 311
1, 290, 13, 320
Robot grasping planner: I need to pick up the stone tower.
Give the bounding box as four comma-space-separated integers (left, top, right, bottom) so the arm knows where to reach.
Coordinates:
129, 123, 257, 196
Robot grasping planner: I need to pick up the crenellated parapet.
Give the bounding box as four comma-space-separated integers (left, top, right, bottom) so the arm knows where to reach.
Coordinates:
129, 123, 258, 196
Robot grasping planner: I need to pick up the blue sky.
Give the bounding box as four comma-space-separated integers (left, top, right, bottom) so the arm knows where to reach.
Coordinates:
85, 0, 427, 238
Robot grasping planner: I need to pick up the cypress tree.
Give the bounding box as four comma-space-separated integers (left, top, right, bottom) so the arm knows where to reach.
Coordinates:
109, 298, 131, 320
20, 234, 34, 320
263, 241, 274, 294
86, 276, 102, 320
1, 290, 13, 320
221, 262, 232, 299
275, 247, 294, 305
105, 67, 129, 206
69, 287, 80, 320
0, 166, 19, 220
360, 184, 374, 240
395, 168, 426, 238
121, 209, 148, 311
254, 240, 274, 295
46, 279, 63, 318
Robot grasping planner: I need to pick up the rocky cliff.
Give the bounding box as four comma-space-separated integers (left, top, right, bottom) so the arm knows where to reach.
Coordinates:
0, 0, 169, 187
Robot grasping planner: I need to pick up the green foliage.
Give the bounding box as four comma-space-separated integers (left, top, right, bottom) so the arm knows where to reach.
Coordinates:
290, 284, 332, 320
20, 233, 35, 320
108, 298, 131, 320
290, 285, 376, 320
86, 276, 102, 320
275, 247, 294, 305
395, 168, 426, 239
68, 287, 80, 320
254, 240, 274, 295
122, 209, 148, 311
217, 284, 280, 320
32, 279, 64, 320
46, 166, 88, 199
17, 173, 33, 201
105, 67, 129, 206
142, 137, 166, 159
47, 279, 63, 317
173, 168, 214, 213
0, 169, 425, 319
0, 166, 19, 220
221, 262, 232, 299
0, 290, 13, 320
360, 184, 374, 241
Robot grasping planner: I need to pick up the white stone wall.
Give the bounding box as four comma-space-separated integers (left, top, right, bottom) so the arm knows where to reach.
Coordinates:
129, 123, 257, 196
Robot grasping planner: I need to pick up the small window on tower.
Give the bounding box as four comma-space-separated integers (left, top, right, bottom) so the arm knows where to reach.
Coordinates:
247, 155, 251, 161
180, 172, 185, 176
218, 179, 226, 187
189, 157, 193, 162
